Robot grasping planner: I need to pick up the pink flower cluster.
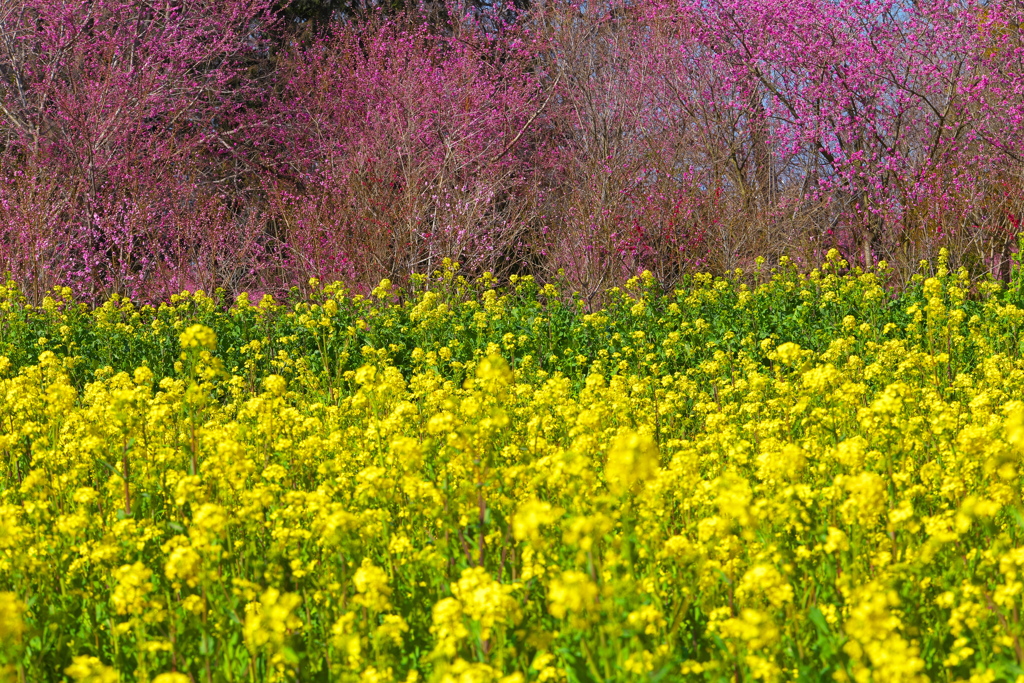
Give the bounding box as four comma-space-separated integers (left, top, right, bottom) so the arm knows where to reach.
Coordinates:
0, 0, 1021, 299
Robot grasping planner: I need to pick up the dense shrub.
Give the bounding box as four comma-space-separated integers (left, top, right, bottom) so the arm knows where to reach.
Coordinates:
0, 0, 1022, 298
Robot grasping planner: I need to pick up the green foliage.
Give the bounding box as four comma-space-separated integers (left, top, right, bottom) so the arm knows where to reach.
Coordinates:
0, 252, 1003, 394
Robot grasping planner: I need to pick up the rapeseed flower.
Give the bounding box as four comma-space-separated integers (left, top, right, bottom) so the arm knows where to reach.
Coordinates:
65, 657, 119, 683
1, 262, 1023, 680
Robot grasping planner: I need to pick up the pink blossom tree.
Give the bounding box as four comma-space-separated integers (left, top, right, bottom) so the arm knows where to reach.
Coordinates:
1, 0, 1023, 298
256, 13, 550, 287
0, 0, 277, 299
654, 0, 1024, 274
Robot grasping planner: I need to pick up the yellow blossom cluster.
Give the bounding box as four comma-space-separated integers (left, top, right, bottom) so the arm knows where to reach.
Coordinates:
1, 253, 1024, 681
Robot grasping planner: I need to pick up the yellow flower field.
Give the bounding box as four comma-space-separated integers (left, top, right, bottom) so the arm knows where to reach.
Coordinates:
2, 253, 1024, 682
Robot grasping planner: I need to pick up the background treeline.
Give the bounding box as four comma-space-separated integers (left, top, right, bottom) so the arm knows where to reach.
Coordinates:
1, 0, 1023, 302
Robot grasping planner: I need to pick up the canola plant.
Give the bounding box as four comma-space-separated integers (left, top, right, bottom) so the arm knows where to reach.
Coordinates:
2, 252, 1024, 682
